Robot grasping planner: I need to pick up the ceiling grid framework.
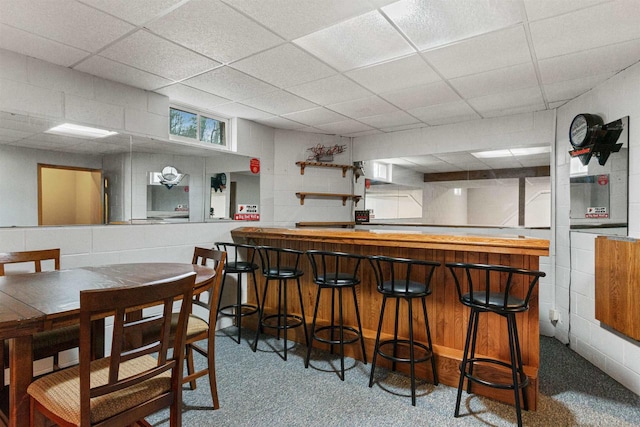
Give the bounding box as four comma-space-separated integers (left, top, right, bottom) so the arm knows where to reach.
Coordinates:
0, 0, 638, 147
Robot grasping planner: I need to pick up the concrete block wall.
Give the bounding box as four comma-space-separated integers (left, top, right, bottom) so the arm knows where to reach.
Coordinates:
555, 61, 640, 395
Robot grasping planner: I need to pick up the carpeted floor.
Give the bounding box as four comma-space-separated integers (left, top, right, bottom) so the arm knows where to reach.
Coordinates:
147, 328, 640, 426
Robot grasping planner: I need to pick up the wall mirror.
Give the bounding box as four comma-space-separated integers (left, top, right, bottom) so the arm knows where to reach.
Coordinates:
0, 110, 260, 227
569, 116, 628, 233
359, 146, 551, 228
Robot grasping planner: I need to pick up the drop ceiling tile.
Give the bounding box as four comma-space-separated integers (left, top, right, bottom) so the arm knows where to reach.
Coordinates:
182, 66, 278, 101
381, 81, 461, 110
523, 0, 604, 22
358, 110, 420, 128
100, 30, 220, 81
240, 90, 317, 115
286, 75, 372, 105
478, 157, 523, 169
544, 74, 613, 103
231, 44, 336, 88
315, 120, 374, 135
0, 24, 89, 67
423, 26, 531, 79
74, 56, 173, 91
380, 123, 427, 133
208, 103, 272, 120
383, 0, 522, 51
480, 103, 546, 119
345, 54, 440, 93
223, 0, 375, 40
343, 129, 383, 137
538, 39, 640, 85
449, 63, 538, 99
548, 100, 568, 109
530, 0, 640, 59
254, 116, 308, 130
155, 84, 231, 109
409, 101, 480, 125
282, 108, 346, 126
468, 86, 544, 115
80, 0, 184, 26
0, 0, 134, 52
147, 0, 284, 63
293, 11, 414, 72
327, 96, 398, 119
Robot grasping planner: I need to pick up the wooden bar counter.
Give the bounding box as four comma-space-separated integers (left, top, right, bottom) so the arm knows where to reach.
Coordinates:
231, 227, 549, 409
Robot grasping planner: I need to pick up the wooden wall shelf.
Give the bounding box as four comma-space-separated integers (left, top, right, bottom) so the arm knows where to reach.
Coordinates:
295, 192, 361, 206
295, 161, 355, 177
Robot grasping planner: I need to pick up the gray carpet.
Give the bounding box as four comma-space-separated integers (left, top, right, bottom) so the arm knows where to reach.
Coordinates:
147, 329, 640, 426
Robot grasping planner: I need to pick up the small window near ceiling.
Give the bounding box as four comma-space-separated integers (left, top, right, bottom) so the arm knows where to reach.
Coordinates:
170, 108, 197, 139
200, 115, 225, 145
170, 107, 227, 147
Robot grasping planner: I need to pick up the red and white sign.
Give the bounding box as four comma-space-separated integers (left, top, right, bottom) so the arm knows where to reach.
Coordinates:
585, 207, 608, 218
235, 204, 260, 221
250, 158, 260, 174
597, 174, 609, 185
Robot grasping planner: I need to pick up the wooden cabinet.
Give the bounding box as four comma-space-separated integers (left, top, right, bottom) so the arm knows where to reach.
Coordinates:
595, 236, 640, 340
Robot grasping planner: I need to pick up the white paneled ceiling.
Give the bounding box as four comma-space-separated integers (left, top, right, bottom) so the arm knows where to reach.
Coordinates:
1, 0, 639, 145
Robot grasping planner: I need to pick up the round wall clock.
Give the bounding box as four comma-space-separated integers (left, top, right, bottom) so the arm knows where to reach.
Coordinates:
569, 113, 603, 148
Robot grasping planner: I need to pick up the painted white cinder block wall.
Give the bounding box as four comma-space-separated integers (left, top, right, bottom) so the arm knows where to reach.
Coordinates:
555, 61, 640, 395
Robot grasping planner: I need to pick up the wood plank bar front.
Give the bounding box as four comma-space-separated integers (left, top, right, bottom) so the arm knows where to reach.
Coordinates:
232, 227, 549, 410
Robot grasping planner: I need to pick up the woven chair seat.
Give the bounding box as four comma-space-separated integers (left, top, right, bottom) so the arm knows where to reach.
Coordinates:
27, 355, 171, 425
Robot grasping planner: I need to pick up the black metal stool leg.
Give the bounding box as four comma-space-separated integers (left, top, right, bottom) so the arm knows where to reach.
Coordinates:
252, 277, 270, 352
305, 285, 323, 368
295, 277, 309, 348
421, 297, 438, 385
282, 278, 288, 360
338, 287, 345, 381
369, 295, 387, 388
352, 286, 367, 364
455, 308, 477, 417
508, 314, 524, 427
235, 272, 243, 344
408, 297, 417, 406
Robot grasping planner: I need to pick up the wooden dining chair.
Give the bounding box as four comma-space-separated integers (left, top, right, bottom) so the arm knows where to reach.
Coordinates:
140, 247, 226, 409
27, 271, 196, 427
0, 249, 79, 387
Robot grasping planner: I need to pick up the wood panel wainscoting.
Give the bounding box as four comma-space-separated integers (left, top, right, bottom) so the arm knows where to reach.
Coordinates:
231, 227, 549, 410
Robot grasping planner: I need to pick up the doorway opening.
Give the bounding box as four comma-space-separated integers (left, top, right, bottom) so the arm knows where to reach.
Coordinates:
38, 164, 103, 225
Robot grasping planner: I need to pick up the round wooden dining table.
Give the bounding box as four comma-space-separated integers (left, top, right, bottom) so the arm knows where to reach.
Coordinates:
0, 263, 216, 427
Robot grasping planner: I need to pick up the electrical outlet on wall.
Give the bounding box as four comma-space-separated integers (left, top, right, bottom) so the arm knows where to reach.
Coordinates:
549, 309, 561, 325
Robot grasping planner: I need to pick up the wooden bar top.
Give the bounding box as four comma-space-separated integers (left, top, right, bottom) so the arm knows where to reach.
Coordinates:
231, 227, 549, 256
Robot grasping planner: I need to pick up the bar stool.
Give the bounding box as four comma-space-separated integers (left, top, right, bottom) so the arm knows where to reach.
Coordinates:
446, 262, 545, 427
305, 250, 367, 380
252, 246, 309, 361
215, 242, 260, 344
368, 255, 440, 406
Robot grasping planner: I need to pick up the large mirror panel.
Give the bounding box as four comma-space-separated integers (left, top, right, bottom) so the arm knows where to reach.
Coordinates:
359, 146, 552, 228
0, 111, 260, 227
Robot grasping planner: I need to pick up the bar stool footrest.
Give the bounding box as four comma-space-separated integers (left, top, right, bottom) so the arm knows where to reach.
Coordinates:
313, 325, 362, 346
377, 339, 433, 364
218, 303, 259, 318
260, 313, 305, 330
461, 357, 529, 390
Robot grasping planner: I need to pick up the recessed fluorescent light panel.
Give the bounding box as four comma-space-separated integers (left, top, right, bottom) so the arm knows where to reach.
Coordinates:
471, 146, 550, 159
45, 123, 118, 139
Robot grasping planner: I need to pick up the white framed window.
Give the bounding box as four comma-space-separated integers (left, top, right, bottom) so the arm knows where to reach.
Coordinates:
169, 106, 227, 147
